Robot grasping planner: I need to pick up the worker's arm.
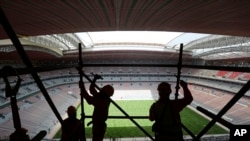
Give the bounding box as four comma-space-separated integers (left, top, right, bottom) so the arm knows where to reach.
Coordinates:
79, 81, 94, 105
175, 80, 193, 112
149, 103, 156, 121
180, 80, 193, 105
89, 75, 102, 96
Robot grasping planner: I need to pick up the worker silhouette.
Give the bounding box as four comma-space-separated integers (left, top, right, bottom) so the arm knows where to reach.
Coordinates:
149, 80, 193, 141
61, 105, 84, 141
80, 74, 114, 141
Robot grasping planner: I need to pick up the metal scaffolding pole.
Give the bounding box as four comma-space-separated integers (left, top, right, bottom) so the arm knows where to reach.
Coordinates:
1, 63, 249, 77
196, 80, 250, 140
175, 44, 196, 139
0, 7, 63, 124
57, 64, 250, 73
78, 43, 86, 141
196, 106, 233, 129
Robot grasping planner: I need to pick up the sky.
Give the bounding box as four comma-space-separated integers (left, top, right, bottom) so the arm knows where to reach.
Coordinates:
76, 31, 183, 48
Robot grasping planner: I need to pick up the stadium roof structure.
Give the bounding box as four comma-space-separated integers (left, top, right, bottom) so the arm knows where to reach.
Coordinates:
1, 1, 250, 63
1, 1, 250, 140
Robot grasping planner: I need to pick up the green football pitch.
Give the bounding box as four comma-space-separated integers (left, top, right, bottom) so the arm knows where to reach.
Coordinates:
54, 100, 228, 138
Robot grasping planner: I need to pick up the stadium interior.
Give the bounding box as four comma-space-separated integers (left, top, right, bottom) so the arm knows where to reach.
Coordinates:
0, 1, 250, 141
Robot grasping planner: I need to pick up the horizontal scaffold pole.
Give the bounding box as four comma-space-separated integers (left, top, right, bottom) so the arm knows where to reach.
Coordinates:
1, 64, 249, 78
69, 64, 250, 72
0, 66, 73, 77
85, 115, 149, 119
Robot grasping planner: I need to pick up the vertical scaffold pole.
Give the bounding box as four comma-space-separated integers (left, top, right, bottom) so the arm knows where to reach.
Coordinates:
78, 43, 86, 141
175, 43, 183, 99
175, 44, 196, 139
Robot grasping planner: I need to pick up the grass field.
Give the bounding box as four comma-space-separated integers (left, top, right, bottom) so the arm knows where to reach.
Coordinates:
54, 100, 228, 138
